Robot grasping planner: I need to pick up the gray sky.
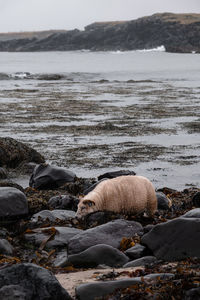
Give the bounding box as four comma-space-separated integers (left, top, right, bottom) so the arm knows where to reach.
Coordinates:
0, 0, 199, 32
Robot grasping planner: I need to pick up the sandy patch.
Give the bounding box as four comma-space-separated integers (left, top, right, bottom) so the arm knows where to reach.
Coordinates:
56, 267, 143, 298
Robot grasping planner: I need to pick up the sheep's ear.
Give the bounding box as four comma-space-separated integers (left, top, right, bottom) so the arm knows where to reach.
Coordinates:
82, 200, 95, 207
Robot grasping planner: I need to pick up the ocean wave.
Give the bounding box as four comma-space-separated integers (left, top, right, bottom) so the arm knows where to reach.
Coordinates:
137, 45, 166, 52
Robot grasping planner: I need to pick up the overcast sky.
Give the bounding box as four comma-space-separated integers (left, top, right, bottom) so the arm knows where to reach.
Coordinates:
0, 0, 199, 32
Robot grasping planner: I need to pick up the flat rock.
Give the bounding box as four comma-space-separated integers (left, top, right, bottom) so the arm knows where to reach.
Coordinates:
48, 194, 79, 211
156, 192, 172, 210
30, 209, 75, 225
0, 137, 45, 168
124, 244, 146, 260
0, 187, 28, 219
75, 278, 141, 300
29, 164, 76, 190
24, 226, 82, 249
98, 169, 136, 181
0, 239, 13, 255
141, 217, 200, 261
68, 219, 143, 255
0, 263, 71, 299
123, 256, 158, 268
68, 244, 129, 268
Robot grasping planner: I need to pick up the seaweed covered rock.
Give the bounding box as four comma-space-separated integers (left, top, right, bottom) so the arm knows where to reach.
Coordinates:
68, 219, 143, 255
24, 226, 82, 249
29, 164, 76, 190
48, 194, 79, 211
0, 137, 45, 168
0, 187, 28, 220
0, 263, 71, 300
141, 217, 200, 261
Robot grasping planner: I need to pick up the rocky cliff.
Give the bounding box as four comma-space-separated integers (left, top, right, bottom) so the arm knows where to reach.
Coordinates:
0, 13, 199, 53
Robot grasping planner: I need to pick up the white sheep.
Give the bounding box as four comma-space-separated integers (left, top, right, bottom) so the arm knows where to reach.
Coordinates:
76, 175, 157, 218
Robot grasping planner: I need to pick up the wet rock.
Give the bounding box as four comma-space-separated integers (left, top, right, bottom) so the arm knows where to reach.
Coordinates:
0, 187, 28, 219
144, 224, 155, 234
98, 169, 136, 181
0, 239, 13, 255
29, 164, 76, 190
182, 208, 200, 218
24, 226, 82, 249
48, 194, 79, 211
156, 192, 172, 210
76, 278, 141, 300
30, 209, 76, 226
0, 263, 71, 299
68, 244, 129, 268
0, 137, 45, 168
141, 217, 200, 261
123, 256, 158, 268
68, 219, 143, 255
124, 244, 146, 260
0, 167, 7, 179
192, 192, 200, 207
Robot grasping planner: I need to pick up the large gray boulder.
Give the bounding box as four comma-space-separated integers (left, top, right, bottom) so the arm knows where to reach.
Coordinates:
0, 187, 28, 219
141, 217, 200, 261
0, 263, 71, 300
68, 244, 129, 268
24, 226, 82, 249
29, 164, 76, 189
68, 219, 143, 255
0, 137, 45, 168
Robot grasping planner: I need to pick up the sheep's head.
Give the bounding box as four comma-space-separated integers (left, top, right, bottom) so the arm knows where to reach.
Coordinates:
76, 199, 96, 219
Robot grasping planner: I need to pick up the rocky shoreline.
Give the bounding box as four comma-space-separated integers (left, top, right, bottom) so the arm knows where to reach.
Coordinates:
0, 13, 200, 53
0, 137, 200, 299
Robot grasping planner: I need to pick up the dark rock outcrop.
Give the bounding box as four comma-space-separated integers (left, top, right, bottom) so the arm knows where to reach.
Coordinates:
141, 217, 200, 261
97, 169, 136, 181
68, 219, 143, 254
29, 164, 76, 190
0, 137, 45, 168
0, 263, 71, 299
0, 13, 199, 53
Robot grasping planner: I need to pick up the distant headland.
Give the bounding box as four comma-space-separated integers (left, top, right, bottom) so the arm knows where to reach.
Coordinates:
0, 13, 199, 53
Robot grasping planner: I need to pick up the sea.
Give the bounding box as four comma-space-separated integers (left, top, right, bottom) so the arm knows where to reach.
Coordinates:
0, 48, 200, 190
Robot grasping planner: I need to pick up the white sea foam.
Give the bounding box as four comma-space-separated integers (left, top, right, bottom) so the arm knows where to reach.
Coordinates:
137, 45, 166, 52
